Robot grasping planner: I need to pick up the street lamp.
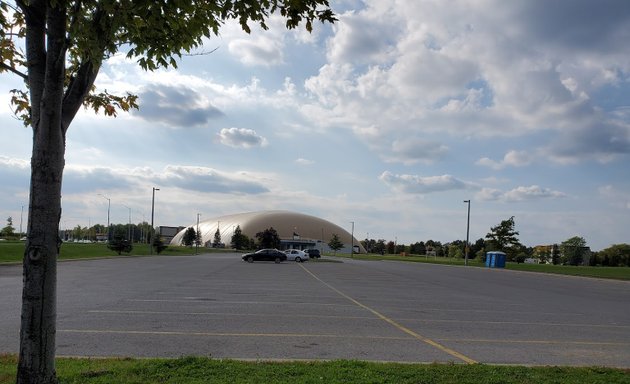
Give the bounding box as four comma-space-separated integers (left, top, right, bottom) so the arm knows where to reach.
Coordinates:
123, 205, 132, 243
463, 200, 471, 266
350, 221, 354, 257
98, 194, 110, 241
196, 213, 201, 255
150, 187, 159, 254
20, 205, 24, 237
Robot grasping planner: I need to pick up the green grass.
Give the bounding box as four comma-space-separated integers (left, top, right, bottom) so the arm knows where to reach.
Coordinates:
0, 241, 232, 264
1, 355, 628, 384
336, 253, 630, 281
504, 262, 630, 280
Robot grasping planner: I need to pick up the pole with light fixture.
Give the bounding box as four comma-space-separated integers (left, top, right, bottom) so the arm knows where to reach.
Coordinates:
98, 194, 111, 242
463, 199, 471, 266
350, 221, 354, 257
150, 187, 159, 254
196, 213, 201, 255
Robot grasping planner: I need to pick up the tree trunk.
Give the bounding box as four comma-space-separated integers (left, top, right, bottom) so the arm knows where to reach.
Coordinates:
17, 2, 67, 383
17, 134, 64, 384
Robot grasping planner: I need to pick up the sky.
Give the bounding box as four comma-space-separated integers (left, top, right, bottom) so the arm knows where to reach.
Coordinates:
1, 0, 630, 251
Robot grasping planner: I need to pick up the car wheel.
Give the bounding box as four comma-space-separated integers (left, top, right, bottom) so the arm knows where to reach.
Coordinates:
247, 256, 254, 263
295, 257, 302, 262
275, 257, 281, 263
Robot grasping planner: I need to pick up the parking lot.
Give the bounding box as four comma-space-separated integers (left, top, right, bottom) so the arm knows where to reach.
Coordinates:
1, 253, 629, 366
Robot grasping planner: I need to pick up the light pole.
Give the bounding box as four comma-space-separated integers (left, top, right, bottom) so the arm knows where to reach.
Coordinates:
98, 194, 110, 241
350, 221, 354, 257
196, 213, 201, 255
123, 205, 132, 243
20, 205, 24, 237
463, 200, 471, 266
150, 187, 159, 254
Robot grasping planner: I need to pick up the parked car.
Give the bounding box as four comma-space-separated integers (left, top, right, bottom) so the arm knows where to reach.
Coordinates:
242, 249, 287, 263
304, 249, 321, 259
284, 249, 309, 262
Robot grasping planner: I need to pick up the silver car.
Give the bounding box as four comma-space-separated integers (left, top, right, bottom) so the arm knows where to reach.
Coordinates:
284, 249, 309, 262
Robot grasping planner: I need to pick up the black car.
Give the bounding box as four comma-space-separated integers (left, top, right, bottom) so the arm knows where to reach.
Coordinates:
242, 249, 287, 263
304, 249, 321, 258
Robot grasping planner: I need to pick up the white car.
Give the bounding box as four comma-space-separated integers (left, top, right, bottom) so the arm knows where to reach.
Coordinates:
284, 249, 309, 262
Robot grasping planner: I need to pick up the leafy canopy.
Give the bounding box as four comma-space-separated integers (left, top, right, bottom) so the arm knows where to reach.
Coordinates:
0, 0, 336, 125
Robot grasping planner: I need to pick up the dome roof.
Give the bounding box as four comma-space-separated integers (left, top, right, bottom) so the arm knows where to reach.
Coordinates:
170, 210, 365, 253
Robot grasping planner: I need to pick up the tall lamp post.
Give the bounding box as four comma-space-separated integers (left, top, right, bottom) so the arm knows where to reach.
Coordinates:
20, 205, 24, 237
196, 213, 201, 255
150, 187, 159, 254
463, 200, 471, 266
98, 194, 110, 241
123, 205, 132, 243
350, 221, 354, 258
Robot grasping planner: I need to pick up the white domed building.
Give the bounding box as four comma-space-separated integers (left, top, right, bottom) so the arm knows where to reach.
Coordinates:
170, 210, 365, 254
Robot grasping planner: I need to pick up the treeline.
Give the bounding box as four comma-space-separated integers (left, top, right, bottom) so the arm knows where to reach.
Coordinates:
360, 237, 630, 267
60, 222, 153, 243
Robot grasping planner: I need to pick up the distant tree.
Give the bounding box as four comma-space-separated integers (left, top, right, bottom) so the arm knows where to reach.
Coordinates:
152, 235, 167, 254
361, 238, 375, 253
182, 227, 197, 247
107, 236, 132, 255
409, 241, 426, 255
328, 234, 344, 255
597, 244, 630, 267
470, 238, 485, 259
551, 244, 561, 265
230, 225, 249, 250
212, 228, 222, 248
373, 239, 386, 255
485, 216, 524, 260
195, 229, 202, 247
1, 217, 15, 237
394, 244, 407, 254
560, 236, 589, 266
448, 243, 463, 259
256, 227, 281, 249
386, 241, 395, 254
515, 252, 527, 264
476, 248, 486, 261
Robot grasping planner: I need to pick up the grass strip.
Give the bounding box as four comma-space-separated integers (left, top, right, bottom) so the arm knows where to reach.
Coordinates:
1, 355, 628, 384
0, 242, 232, 264
340, 254, 630, 281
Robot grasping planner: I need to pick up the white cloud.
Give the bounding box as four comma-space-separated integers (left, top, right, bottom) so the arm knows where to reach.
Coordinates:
218, 127, 268, 148
477, 185, 567, 202
379, 171, 472, 194
476, 150, 533, 170
387, 138, 448, 164
228, 37, 284, 67
299, 0, 630, 165
295, 158, 314, 165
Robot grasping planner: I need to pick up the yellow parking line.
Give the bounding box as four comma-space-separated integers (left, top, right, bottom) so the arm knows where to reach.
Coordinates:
58, 329, 409, 341
438, 338, 630, 346
88, 309, 376, 320
299, 264, 477, 364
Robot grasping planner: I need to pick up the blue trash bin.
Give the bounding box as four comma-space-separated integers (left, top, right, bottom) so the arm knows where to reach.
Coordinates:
485, 251, 506, 268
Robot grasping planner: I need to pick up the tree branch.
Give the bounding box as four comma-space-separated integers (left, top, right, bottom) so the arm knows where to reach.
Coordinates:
61, 60, 98, 132
0, 61, 28, 80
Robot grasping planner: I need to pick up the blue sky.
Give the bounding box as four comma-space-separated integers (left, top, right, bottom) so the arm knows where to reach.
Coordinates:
1, 0, 629, 250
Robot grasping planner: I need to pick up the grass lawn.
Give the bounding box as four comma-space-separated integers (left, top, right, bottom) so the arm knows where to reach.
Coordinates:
338, 253, 630, 281
0, 241, 231, 264
1, 355, 628, 384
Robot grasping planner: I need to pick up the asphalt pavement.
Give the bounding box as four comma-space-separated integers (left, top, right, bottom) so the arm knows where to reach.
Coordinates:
1, 254, 629, 366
